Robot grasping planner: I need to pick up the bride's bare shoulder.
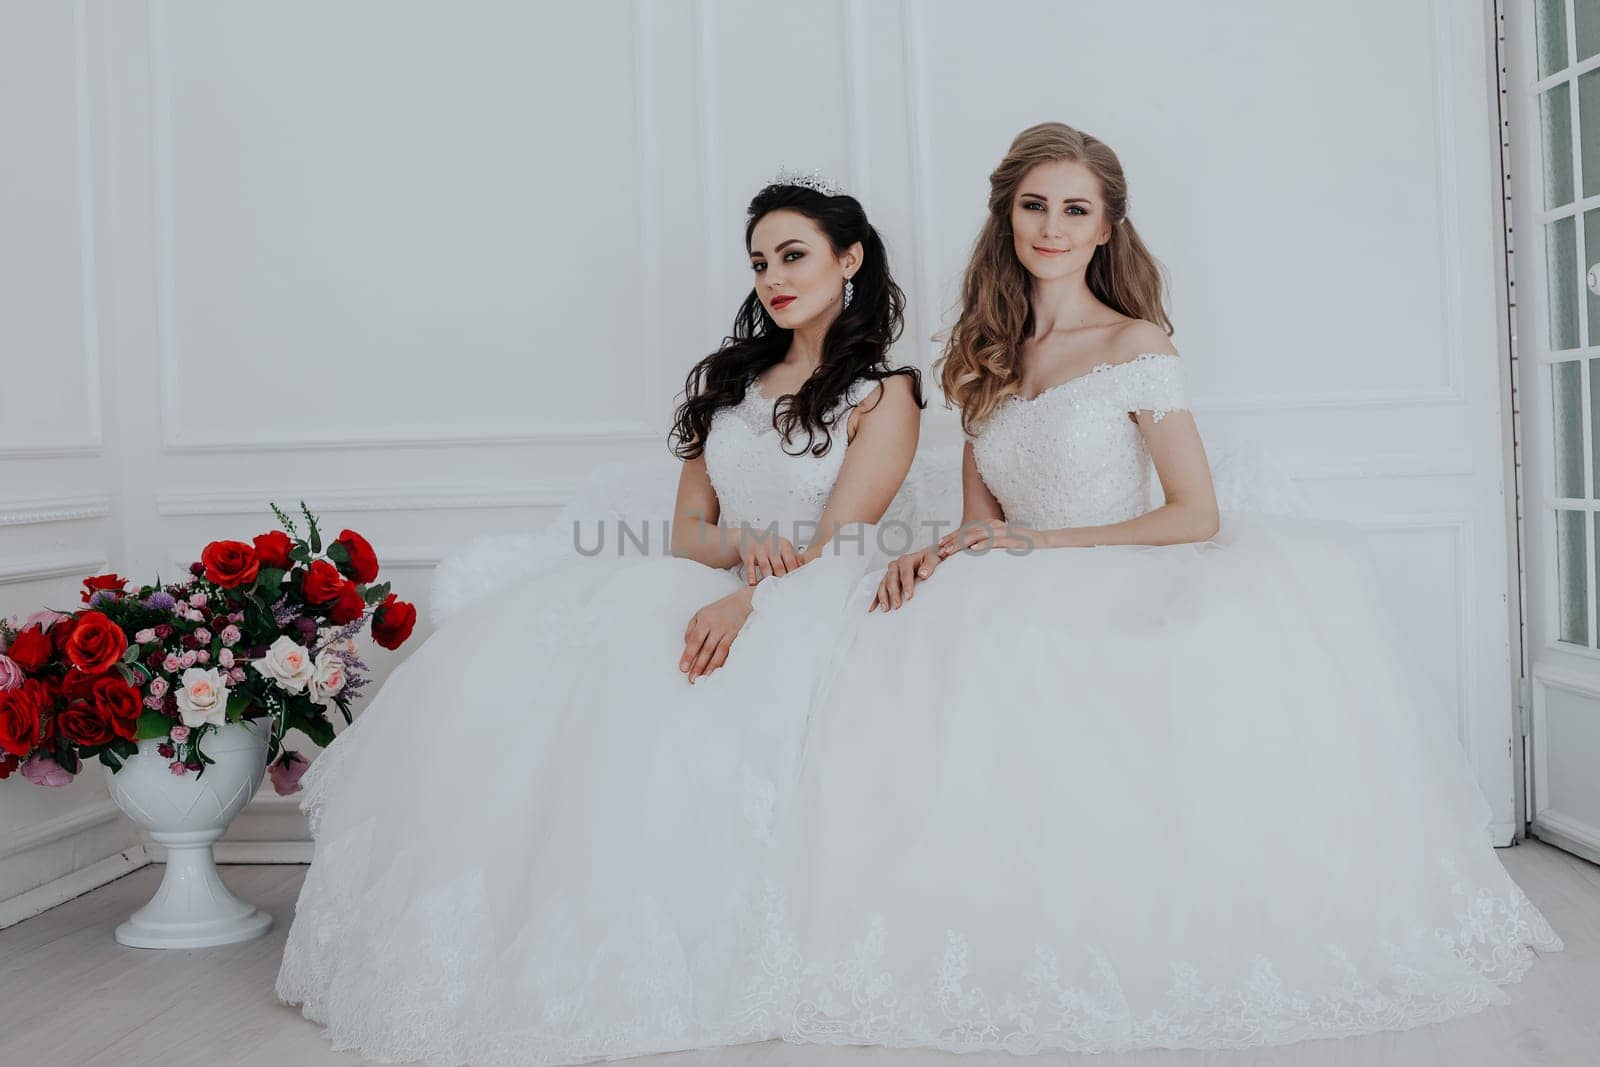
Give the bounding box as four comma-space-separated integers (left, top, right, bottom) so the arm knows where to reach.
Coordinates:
1108, 318, 1179, 363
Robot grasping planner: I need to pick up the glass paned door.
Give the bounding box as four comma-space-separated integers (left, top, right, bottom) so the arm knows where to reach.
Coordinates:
1516, 0, 1600, 864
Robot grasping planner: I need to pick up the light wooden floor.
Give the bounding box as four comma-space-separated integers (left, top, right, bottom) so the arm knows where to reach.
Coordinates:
3, 840, 1597, 1066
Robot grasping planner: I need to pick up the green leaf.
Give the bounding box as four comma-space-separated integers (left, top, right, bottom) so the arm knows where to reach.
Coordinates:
225, 689, 251, 722
289, 544, 311, 564
326, 541, 350, 565
296, 711, 336, 749
121, 644, 141, 664
302, 501, 322, 553
136, 710, 174, 741
254, 567, 285, 593
98, 749, 124, 772
363, 581, 392, 606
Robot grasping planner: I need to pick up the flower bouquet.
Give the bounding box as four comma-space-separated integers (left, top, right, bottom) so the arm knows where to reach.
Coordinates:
0, 502, 416, 791
0, 502, 418, 948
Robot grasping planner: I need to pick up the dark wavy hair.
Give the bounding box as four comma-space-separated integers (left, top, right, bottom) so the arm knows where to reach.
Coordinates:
669, 183, 923, 459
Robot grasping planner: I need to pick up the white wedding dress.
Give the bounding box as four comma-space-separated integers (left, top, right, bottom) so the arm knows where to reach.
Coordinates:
720, 353, 1565, 1056
275, 370, 905, 1065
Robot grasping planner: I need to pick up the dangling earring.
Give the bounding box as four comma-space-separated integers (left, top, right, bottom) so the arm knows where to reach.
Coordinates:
843, 278, 854, 309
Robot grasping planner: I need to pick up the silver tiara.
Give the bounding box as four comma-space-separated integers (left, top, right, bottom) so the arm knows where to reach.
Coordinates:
769, 165, 844, 197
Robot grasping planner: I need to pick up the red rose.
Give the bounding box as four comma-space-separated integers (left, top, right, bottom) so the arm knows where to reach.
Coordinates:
327, 581, 366, 625
58, 669, 97, 704
371, 594, 417, 651
6, 625, 52, 673
0, 679, 50, 756
64, 611, 127, 674
333, 530, 380, 584
201, 540, 260, 589
49, 615, 78, 656
253, 530, 293, 569
81, 573, 129, 604
57, 704, 115, 748
302, 560, 345, 605
91, 676, 141, 741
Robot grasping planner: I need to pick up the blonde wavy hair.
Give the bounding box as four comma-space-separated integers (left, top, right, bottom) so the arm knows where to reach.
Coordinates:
934, 122, 1173, 435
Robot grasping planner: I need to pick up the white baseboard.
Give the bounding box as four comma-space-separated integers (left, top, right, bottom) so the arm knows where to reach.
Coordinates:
0, 790, 314, 929
0, 845, 148, 929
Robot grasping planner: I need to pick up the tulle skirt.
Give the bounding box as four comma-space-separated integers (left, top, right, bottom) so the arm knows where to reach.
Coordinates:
727, 511, 1564, 1055
275, 543, 888, 1066
276, 509, 1564, 1064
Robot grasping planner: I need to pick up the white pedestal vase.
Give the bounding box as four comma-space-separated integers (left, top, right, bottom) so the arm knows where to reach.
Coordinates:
104, 718, 274, 948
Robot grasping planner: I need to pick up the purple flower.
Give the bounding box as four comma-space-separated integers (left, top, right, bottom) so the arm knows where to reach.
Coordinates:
87, 590, 115, 608
22, 755, 73, 788
268, 750, 310, 796
144, 592, 177, 611
0, 655, 22, 693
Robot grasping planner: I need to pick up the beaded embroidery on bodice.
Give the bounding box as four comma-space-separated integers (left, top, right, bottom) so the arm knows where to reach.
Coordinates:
702, 370, 884, 543
970, 352, 1187, 530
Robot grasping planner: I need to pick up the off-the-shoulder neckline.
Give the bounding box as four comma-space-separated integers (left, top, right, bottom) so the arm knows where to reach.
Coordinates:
1011, 351, 1178, 404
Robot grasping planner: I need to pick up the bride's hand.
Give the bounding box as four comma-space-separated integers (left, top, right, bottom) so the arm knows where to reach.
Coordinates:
737, 529, 802, 585
680, 586, 755, 684
937, 520, 1042, 557
871, 545, 942, 612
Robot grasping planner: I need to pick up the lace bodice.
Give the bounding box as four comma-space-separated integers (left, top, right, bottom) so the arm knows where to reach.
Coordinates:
970, 352, 1187, 529
703, 371, 886, 548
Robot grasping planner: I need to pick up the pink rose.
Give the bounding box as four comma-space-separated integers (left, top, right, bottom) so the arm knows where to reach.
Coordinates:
148, 676, 169, 698
228, 667, 246, 683
170, 724, 190, 742
220, 625, 241, 647
162, 653, 181, 672
178, 650, 198, 669
168, 761, 187, 776
228, 611, 244, 623
21, 755, 73, 787
194, 627, 211, 644
0, 655, 22, 693
143, 695, 164, 710
268, 750, 310, 796
134, 628, 157, 644
218, 648, 234, 668
196, 650, 210, 665
23, 609, 70, 632
188, 593, 207, 608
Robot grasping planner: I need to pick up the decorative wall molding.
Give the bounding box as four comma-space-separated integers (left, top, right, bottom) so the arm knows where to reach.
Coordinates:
0, 555, 109, 587
0, 797, 122, 862
896, 0, 1470, 411
156, 485, 569, 518
0, 847, 147, 930
146, 0, 659, 453
0, 0, 104, 458
0, 495, 112, 526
